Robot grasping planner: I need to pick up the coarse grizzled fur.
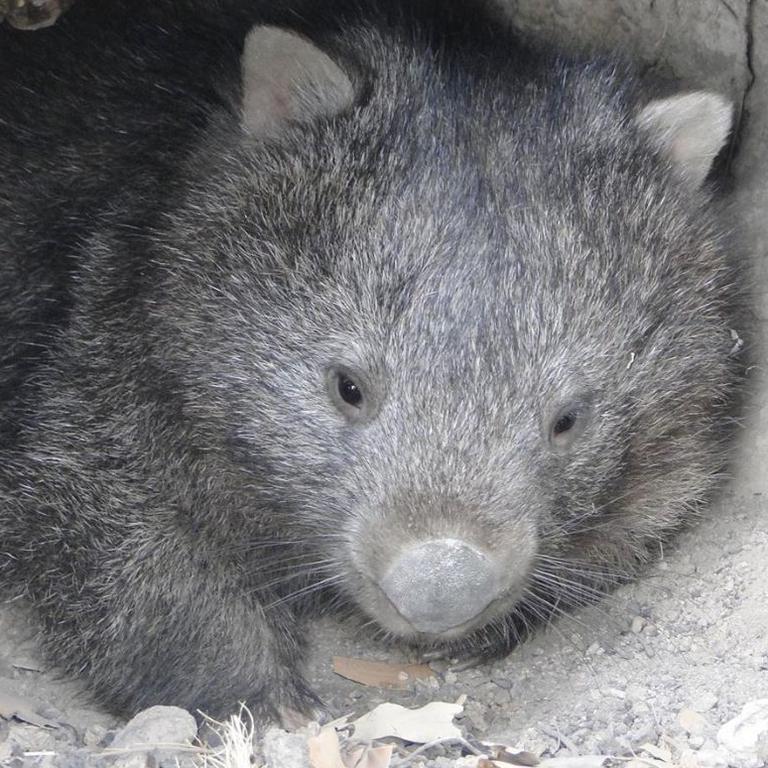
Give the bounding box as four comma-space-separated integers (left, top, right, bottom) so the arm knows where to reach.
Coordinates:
0, 0, 745, 720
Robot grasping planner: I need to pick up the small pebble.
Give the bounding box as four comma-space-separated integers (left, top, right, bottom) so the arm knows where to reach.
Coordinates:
689, 734, 706, 749
603, 687, 626, 700
690, 692, 719, 713
516, 727, 558, 757
696, 748, 730, 768
492, 675, 513, 690
625, 684, 647, 701
111, 705, 198, 749
83, 724, 108, 747
632, 701, 651, 717
678, 707, 710, 736
110, 755, 150, 768
678, 748, 699, 768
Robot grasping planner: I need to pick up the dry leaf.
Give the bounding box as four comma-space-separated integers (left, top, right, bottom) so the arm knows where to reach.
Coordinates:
308, 726, 346, 768
333, 657, 434, 689
718, 698, 768, 762
351, 700, 463, 743
638, 742, 673, 763
0, 689, 58, 728
490, 746, 540, 765
325, 713, 354, 731
11, 659, 43, 673
343, 743, 393, 768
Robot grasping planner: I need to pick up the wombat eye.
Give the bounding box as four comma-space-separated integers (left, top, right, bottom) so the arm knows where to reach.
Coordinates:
327, 367, 372, 422
553, 412, 576, 436
338, 374, 362, 407
547, 401, 589, 451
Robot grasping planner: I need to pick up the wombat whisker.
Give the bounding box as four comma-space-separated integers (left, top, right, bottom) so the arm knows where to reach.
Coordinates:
264, 575, 345, 610
530, 566, 675, 627
257, 564, 340, 592
528, 575, 612, 610
254, 556, 340, 574
233, 532, 348, 554
534, 565, 637, 592
534, 562, 630, 584
232, 538, 329, 551
516, 591, 608, 672
522, 588, 625, 652
520, 600, 578, 646
527, 571, 628, 616
322, 592, 358, 619
531, 564, 613, 589
251, 563, 329, 579
356, 616, 386, 636
534, 553, 633, 578
255, 574, 334, 596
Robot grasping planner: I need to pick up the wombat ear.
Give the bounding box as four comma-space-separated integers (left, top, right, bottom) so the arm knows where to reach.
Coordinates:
635, 92, 733, 189
240, 26, 354, 137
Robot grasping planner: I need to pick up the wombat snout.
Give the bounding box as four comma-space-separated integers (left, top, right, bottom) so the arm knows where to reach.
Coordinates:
379, 538, 500, 633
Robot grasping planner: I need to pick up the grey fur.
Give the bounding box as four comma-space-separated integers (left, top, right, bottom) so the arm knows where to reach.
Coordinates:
0, 0, 745, 721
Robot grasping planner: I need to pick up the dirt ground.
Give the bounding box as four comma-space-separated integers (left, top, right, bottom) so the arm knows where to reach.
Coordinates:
1, 1, 767, 767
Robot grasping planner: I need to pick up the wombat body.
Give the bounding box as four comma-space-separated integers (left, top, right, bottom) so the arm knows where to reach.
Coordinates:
0, 0, 743, 720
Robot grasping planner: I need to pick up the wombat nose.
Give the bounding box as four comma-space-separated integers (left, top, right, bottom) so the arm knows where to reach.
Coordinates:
380, 539, 499, 634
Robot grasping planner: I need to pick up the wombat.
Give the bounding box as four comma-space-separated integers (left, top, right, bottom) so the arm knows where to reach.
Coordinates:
0, 0, 744, 721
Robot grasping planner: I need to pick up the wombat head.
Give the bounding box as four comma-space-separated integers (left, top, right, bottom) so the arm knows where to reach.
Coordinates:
156, 16, 741, 646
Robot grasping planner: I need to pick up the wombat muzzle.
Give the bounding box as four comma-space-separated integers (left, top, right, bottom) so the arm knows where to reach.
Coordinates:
379, 538, 500, 633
